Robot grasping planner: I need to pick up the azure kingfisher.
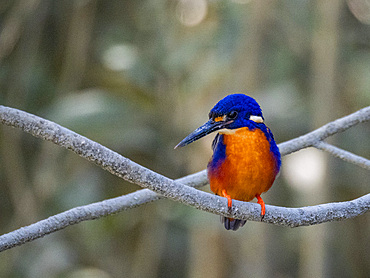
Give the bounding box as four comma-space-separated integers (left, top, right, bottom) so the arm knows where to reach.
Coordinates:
175, 94, 281, 231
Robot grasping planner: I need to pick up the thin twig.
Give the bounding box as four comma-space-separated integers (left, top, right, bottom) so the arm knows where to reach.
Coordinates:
278, 106, 370, 155
314, 141, 370, 170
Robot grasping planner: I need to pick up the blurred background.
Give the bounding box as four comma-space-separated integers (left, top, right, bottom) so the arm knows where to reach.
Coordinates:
0, 0, 369, 277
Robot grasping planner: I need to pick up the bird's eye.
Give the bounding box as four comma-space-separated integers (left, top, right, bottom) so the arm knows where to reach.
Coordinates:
227, 111, 238, 119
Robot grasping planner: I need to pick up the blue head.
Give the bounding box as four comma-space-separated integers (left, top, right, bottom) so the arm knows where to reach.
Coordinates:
175, 93, 281, 172
208, 94, 264, 130
175, 94, 267, 148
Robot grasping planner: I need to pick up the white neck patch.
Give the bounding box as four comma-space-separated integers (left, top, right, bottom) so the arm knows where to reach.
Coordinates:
217, 115, 263, 135
249, 115, 264, 123
218, 129, 237, 135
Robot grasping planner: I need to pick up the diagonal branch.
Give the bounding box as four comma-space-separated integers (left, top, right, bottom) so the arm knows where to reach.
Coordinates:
0, 189, 368, 252
0, 105, 369, 252
278, 106, 370, 155
0, 172, 207, 252
314, 141, 370, 170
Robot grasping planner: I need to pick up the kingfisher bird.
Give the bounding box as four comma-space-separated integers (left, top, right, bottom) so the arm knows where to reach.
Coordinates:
175, 94, 281, 231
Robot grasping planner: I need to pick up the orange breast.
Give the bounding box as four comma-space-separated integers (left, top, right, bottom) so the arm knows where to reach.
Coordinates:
208, 127, 278, 202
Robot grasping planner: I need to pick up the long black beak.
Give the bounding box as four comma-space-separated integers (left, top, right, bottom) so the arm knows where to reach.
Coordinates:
174, 119, 228, 149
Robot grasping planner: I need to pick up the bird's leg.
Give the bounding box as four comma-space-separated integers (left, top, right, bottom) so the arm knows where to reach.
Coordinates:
222, 189, 233, 211
255, 194, 265, 221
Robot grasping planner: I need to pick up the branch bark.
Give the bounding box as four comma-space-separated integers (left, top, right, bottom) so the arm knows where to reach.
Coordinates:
314, 141, 370, 170
278, 106, 370, 155
0, 105, 369, 251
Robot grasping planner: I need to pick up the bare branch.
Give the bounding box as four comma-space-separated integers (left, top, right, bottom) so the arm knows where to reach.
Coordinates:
278, 106, 370, 155
0, 171, 207, 252
0, 189, 368, 252
314, 141, 370, 170
0, 105, 369, 251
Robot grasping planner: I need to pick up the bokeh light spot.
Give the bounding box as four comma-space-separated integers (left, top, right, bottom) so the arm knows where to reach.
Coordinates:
176, 0, 208, 27
102, 44, 138, 71
347, 0, 370, 24
283, 148, 327, 192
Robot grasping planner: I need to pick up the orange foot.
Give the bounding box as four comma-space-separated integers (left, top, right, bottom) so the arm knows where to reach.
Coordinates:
222, 189, 232, 210
255, 194, 265, 221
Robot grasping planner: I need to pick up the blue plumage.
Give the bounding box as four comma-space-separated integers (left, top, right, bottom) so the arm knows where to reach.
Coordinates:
209, 94, 281, 172
176, 93, 281, 231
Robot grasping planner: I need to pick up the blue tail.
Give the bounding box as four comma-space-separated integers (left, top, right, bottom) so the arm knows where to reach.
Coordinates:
221, 216, 246, 231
